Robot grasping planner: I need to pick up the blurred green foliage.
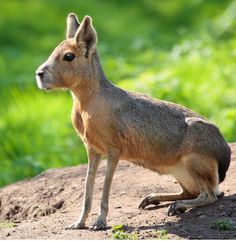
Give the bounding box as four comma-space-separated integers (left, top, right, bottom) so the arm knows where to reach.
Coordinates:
0, 0, 236, 187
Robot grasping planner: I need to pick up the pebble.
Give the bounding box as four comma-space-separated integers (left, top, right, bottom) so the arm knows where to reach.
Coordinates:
106, 229, 112, 235
199, 215, 207, 219
14, 221, 21, 223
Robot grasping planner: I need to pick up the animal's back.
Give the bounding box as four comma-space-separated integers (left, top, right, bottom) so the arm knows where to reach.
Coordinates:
106, 85, 231, 177
107, 86, 196, 161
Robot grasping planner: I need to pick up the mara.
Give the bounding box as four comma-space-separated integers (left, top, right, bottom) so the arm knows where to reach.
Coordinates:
36, 13, 231, 230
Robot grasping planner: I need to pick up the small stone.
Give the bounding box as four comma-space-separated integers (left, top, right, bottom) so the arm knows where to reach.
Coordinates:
119, 191, 126, 196
106, 229, 112, 235
14, 221, 21, 223
6, 232, 10, 237
52, 200, 64, 209
199, 215, 207, 219
114, 206, 121, 209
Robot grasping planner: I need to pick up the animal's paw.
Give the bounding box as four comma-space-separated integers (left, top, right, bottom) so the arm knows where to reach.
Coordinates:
65, 221, 85, 230
138, 194, 160, 209
167, 201, 187, 216
91, 218, 107, 231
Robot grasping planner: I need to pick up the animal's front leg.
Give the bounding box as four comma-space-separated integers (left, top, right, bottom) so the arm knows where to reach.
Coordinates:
91, 150, 119, 230
66, 147, 101, 229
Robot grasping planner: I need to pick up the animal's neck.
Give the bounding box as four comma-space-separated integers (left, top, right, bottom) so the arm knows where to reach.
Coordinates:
71, 51, 109, 112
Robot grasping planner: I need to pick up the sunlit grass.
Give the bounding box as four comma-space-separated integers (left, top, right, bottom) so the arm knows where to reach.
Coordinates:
0, 88, 86, 186
0, 0, 235, 187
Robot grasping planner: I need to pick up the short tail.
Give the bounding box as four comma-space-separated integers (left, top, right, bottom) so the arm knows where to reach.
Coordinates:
218, 143, 231, 183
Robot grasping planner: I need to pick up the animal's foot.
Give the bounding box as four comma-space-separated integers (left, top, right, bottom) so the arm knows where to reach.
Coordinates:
91, 218, 107, 231
65, 221, 85, 230
167, 201, 187, 216
138, 194, 160, 209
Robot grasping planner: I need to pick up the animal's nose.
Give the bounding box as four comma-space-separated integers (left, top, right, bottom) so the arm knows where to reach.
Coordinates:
36, 70, 44, 77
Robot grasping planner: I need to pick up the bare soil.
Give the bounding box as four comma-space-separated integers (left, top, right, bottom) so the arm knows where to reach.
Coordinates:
0, 144, 236, 240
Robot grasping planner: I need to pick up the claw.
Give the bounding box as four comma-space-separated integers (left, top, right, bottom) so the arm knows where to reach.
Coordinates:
138, 197, 150, 209
65, 221, 85, 230
91, 219, 107, 231
168, 202, 186, 216
139, 194, 160, 209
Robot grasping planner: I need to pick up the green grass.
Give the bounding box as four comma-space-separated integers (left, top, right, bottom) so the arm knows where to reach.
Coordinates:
212, 219, 235, 230
0, 0, 236, 187
0, 88, 87, 186
156, 229, 169, 239
0, 221, 16, 229
111, 224, 138, 240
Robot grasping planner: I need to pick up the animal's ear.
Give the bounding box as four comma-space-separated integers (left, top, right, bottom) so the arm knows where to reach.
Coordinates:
74, 16, 97, 58
66, 13, 80, 39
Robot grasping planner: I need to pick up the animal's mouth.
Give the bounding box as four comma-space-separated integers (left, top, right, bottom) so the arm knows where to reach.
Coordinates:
36, 75, 54, 91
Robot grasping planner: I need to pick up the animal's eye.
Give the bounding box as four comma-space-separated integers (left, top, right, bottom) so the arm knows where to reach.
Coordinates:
63, 53, 75, 62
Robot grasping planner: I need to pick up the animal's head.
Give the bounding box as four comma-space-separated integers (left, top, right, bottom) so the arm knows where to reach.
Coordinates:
36, 13, 97, 91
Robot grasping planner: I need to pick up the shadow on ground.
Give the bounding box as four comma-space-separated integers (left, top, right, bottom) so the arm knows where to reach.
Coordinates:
124, 194, 236, 239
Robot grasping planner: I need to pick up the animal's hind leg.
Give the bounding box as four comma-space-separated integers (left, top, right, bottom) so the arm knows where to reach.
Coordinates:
168, 181, 217, 215
139, 183, 195, 209
167, 154, 218, 216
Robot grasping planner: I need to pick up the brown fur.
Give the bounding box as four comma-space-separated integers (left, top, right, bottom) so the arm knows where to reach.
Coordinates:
36, 13, 231, 230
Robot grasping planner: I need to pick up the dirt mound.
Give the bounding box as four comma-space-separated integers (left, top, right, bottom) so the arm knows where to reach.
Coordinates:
0, 144, 236, 239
